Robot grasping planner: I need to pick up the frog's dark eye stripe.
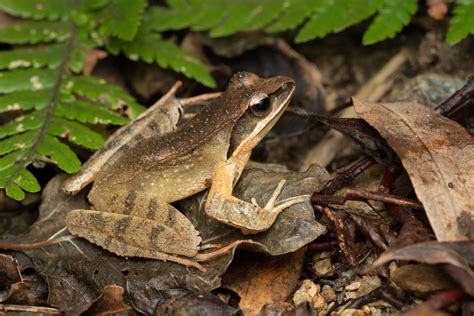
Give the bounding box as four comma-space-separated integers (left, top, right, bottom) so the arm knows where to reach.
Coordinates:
250, 96, 271, 117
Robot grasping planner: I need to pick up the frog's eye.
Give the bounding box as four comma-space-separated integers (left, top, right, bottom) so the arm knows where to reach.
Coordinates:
250, 96, 271, 117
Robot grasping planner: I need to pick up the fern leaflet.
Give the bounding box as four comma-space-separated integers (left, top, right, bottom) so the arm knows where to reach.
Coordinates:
363, 0, 417, 45
446, 0, 474, 45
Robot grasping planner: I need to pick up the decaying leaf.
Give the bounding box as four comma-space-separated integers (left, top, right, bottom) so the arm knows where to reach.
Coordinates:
180, 162, 328, 256
0, 253, 47, 306
365, 241, 474, 295
11, 175, 233, 314
83, 48, 108, 76
354, 99, 474, 241
3, 161, 328, 313
221, 249, 305, 316
154, 290, 241, 315
83, 285, 133, 315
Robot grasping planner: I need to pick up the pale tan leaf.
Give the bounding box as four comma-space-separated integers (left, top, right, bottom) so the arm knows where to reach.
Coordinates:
221, 249, 305, 316
353, 99, 474, 241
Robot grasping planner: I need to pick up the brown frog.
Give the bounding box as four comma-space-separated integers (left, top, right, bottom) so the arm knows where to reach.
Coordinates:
64, 72, 305, 269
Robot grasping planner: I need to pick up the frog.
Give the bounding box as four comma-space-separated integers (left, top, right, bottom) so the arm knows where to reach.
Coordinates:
64, 72, 306, 269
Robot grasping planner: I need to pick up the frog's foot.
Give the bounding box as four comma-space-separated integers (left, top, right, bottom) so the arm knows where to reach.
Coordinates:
196, 239, 255, 262
241, 179, 308, 234
207, 178, 308, 234
265, 180, 308, 213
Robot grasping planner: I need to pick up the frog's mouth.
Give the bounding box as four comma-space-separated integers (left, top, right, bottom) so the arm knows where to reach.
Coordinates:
230, 81, 295, 158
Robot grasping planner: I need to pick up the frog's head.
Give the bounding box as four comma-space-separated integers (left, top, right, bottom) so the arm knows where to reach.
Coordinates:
228, 72, 295, 157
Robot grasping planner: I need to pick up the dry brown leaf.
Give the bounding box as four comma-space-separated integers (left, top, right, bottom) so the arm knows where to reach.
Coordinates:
364, 241, 474, 295
154, 290, 241, 315
427, 0, 448, 20
84, 285, 133, 315
83, 48, 108, 76
221, 249, 305, 316
5, 162, 327, 313
353, 99, 474, 241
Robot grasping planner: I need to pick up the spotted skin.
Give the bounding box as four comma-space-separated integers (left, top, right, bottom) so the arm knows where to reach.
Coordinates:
65, 73, 296, 269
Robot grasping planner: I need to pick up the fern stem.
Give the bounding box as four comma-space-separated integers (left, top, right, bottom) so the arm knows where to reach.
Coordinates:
4, 24, 76, 189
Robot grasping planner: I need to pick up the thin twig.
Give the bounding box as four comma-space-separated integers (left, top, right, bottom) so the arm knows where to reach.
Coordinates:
344, 188, 424, 210
0, 235, 76, 250
180, 92, 222, 105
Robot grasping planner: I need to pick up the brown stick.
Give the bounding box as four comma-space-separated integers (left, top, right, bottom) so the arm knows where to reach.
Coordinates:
435, 76, 474, 116
318, 156, 375, 195
0, 235, 76, 250
344, 188, 424, 210
180, 92, 222, 105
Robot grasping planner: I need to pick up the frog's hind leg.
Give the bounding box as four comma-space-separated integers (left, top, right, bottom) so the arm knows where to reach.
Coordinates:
66, 194, 202, 267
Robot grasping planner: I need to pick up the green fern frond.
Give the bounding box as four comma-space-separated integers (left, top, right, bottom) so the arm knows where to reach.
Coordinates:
210, 1, 286, 37
97, 0, 147, 40
0, 0, 110, 20
0, 44, 67, 70
147, 0, 474, 46
64, 76, 145, 118
0, 21, 70, 44
363, 0, 417, 45
108, 27, 216, 88
146, 0, 286, 35
295, 0, 381, 43
0, 18, 144, 200
266, 0, 318, 33
446, 0, 474, 45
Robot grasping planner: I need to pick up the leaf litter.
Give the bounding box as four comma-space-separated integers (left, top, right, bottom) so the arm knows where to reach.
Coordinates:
353, 99, 474, 241
1, 24, 474, 315
0, 161, 328, 313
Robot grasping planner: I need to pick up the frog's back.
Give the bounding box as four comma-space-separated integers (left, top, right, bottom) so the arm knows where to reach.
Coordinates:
89, 104, 237, 209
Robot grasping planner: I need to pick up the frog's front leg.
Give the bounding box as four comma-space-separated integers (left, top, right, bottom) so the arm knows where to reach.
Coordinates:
205, 157, 307, 234
66, 198, 204, 270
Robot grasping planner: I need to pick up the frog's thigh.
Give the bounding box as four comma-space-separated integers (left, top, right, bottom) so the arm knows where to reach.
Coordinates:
66, 201, 201, 259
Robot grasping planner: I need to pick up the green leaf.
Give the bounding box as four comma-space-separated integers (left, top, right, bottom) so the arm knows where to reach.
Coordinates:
146, 0, 287, 35
0, 112, 44, 139
210, 1, 286, 37
266, 0, 319, 32
0, 68, 57, 93
98, 0, 147, 40
296, 0, 381, 43
37, 135, 81, 173
16, 168, 40, 193
64, 76, 145, 118
446, 0, 474, 45
0, 5, 149, 200
0, 131, 35, 155
143, 6, 205, 31
5, 182, 24, 200
363, 0, 417, 45
55, 99, 129, 125
48, 117, 104, 149
0, 0, 110, 20
0, 89, 53, 113
0, 21, 70, 44
0, 150, 27, 172
0, 44, 65, 70
108, 30, 216, 88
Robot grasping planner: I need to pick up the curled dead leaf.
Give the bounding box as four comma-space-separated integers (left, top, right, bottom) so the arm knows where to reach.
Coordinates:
364, 241, 474, 295
221, 249, 305, 316
354, 99, 474, 241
